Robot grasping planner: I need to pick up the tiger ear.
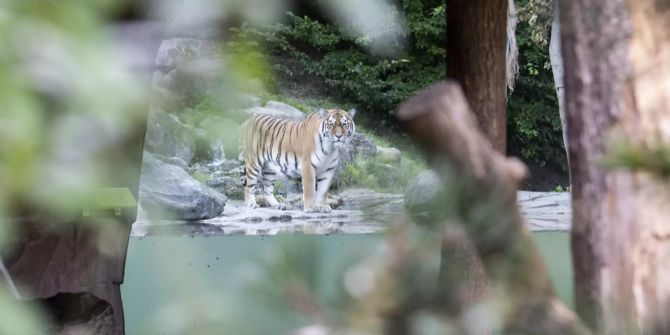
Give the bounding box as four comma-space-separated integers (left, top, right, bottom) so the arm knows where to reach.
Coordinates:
348, 108, 357, 118
318, 109, 327, 118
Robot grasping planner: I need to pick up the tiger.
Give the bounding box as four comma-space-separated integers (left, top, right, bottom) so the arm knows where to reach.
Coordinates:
241, 108, 356, 213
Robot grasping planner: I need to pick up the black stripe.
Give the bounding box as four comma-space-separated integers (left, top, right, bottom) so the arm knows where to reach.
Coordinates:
317, 178, 326, 183
294, 155, 298, 170
256, 157, 264, 174
319, 134, 326, 155
283, 152, 289, 171
325, 166, 336, 172
263, 171, 276, 175
266, 119, 282, 161
275, 123, 286, 164
246, 183, 256, 188
311, 162, 317, 170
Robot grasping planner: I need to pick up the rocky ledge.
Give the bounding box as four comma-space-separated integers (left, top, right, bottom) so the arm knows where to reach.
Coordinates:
131, 189, 570, 237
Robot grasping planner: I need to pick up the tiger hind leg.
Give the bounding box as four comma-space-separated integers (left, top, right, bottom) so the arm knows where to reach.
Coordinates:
244, 163, 260, 209
261, 172, 287, 210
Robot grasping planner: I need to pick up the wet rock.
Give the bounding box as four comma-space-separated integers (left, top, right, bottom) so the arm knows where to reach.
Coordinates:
139, 152, 226, 220
144, 108, 195, 164
404, 170, 443, 214
280, 193, 343, 210
376, 146, 401, 164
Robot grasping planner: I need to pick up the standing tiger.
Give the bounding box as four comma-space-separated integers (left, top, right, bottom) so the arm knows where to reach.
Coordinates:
241, 108, 356, 212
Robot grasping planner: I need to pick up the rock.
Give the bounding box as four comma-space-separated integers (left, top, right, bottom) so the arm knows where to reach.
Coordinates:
264, 101, 304, 118
154, 38, 216, 69
403, 170, 443, 215
139, 152, 226, 220
189, 162, 212, 176
373, 163, 400, 189
281, 192, 342, 210
144, 108, 196, 164
152, 68, 179, 91
236, 93, 262, 109
244, 106, 305, 121
192, 127, 226, 165
208, 158, 241, 172
332, 133, 377, 188
153, 154, 189, 171
207, 176, 244, 200
350, 133, 377, 157
376, 146, 401, 164
173, 59, 229, 101
338, 188, 404, 218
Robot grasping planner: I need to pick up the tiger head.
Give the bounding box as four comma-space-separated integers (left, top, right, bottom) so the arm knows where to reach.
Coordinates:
318, 108, 356, 146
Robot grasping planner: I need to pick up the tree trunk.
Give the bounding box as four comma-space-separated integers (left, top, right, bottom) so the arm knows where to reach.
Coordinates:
447, 0, 508, 153
549, 4, 567, 164
561, 0, 670, 333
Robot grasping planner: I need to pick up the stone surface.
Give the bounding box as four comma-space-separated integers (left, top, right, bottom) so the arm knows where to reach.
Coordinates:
518, 191, 571, 231
333, 133, 378, 187
244, 106, 305, 120
236, 93, 262, 109
139, 152, 226, 220
264, 101, 305, 118
154, 38, 216, 69
131, 187, 572, 237
376, 146, 401, 163
207, 175, 244, 200
144, 108, 196, 164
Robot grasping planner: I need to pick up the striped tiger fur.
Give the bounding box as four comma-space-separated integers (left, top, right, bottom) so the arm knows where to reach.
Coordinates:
241, 108, 356, 212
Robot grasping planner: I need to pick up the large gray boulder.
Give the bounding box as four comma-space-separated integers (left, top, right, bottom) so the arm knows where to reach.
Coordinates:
244, 105, 304, 121
264, 101, 304, 118
144, 108, 196, 164
332, 133, 377, 187
376, 146, 401, 164
404, 170, 443, 214
139, 152, 226, 220
154, 38, 216, 69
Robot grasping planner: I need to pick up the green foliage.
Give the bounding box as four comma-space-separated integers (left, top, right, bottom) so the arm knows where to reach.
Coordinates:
335, 146, 426, 193
604, 137, 670, 177
229, 0, 446, 115
507, 2, 566, 170
191, 170, 211, 184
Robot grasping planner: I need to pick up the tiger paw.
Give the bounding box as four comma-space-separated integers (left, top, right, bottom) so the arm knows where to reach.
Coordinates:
317, 205, 332, 213
271, 203, 287, 210
305, 205, 331, 213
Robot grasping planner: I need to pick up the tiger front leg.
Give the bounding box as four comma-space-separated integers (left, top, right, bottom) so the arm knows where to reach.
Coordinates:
244, 163, 260, 209
301, 157, 320, 213
312, 172, 335, 213
261, 174, 287, 210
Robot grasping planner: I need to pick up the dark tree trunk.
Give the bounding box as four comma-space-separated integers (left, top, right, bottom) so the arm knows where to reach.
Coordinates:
561, 0, 670, 333
447, 0, 508, 153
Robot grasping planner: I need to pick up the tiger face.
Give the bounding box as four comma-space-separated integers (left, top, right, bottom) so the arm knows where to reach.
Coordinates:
319, 108, 356, 146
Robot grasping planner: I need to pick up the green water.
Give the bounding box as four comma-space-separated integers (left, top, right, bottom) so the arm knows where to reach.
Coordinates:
121, 232, 572, 334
